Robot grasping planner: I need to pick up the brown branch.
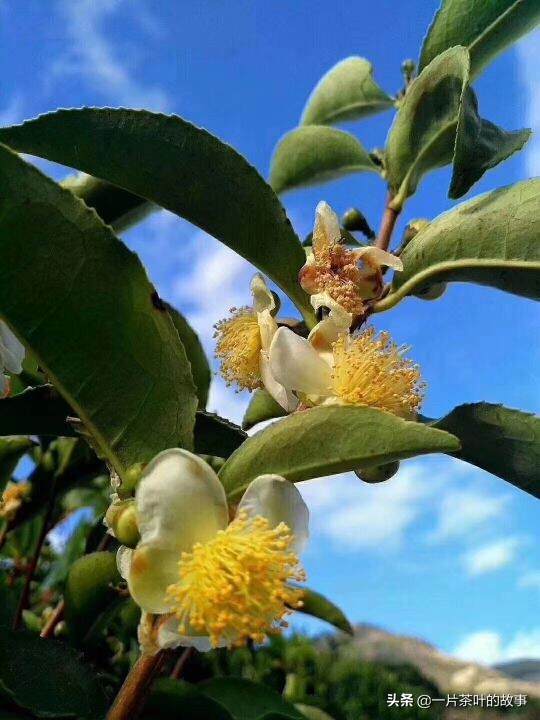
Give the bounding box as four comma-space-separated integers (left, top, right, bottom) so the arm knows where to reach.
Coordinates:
170, 647, 194, 680
106, 650, 167, 720
12, 486, 56, 631
375, 194, 400, 252
40, 599, 65, 638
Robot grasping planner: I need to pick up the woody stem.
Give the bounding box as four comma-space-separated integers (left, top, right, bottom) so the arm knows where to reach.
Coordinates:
375, 193, 400, 252
106, 650, 168, 720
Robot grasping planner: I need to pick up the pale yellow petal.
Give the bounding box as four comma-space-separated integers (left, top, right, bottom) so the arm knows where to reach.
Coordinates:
128, 542, 181, 614
269, 327, 332, 397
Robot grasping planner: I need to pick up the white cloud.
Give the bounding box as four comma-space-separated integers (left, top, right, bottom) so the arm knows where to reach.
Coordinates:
518, 571, 540, 591
454, 629, 540, 665
53, 0, 169, 110
516, 29, 540, 175
299, 462, 438, 551
463, 537, 521, 576
431, 488, 509, 541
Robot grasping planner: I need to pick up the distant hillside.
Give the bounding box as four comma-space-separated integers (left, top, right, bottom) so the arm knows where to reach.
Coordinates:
321, 624, 540, 699
495, 660, 540, 684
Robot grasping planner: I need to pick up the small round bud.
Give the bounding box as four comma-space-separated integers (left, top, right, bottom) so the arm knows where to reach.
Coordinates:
401, 59, 416, 82
105, 499, 140, 547
341, 208, 375, 239
198, 454, 226, 473
355, 461, 400, 483
117, 462, 145, 499
415, 282, 447, 301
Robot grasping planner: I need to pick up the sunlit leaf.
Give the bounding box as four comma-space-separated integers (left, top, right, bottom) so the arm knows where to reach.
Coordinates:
219, 406, 460, 499
296, 587, 353, 635
301, 57, 393, 125
270, 126, 378, 195
242, 389, 287, 430
419, 0, 540, 79
378, 179, 540, 309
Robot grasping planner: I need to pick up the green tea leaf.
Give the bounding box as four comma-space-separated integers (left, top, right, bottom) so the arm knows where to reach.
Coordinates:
297, 587, 353, 635
386, 47, 469, 206
194, 412, 247, 459
450, 88, 530, 199
200, 678, 303, 720
301, 57, 393, 125
144, 679, 233, 720
0, 386, 74, 437
295, 705, 335, 720
379, 179, 540, 309
419, 0, 540, 80
165, 302, 211, 409
64, 551, 121, 643
0, 144, 197, 477
432, 403, 540, 498
0, 437, 33, 495
219, 406, 460, 498
62, 173, 154, 234
270, 126, 378, 195
0, 628, 107, 719
0, 109, 313, 323
242, 389, 287, 430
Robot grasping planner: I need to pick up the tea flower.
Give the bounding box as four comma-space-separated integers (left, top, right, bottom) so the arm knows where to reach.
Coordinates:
269, 321, 425, 418
0, 482, 31, 521
117, 449, 308, 653
0, 321, 25, 397
215, 273, 297, 411
299, 202, 403, 317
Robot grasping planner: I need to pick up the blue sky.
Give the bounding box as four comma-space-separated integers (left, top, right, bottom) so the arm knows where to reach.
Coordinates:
2, 0, 539, 665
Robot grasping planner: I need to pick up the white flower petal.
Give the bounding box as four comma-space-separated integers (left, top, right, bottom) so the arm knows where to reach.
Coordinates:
156, 616, 225, 652
257, 308, 278, 351
251, 273, 275, 314
136, 448, 228, 550
355, 246, 403, 271
127, 542, 181, 614
260, 353, 298, 413
314, 201, 340, 246
269, 327, 332, 396
310, 292, 353, 332
116, 545, 133, 581
237, 475, 309, 553
0, 321, 24, 375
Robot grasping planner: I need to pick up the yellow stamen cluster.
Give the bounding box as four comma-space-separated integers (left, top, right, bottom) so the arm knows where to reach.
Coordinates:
165, 511, 305, 647
331, 329, 425, 417
0, 482, 31, 521
214, 308, 262, 390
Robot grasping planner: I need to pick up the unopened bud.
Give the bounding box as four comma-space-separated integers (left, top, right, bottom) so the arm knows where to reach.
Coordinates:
105, 499, 139, 547
415, 282, 447, 301
341, 208, 375, 239
355, 461, 400, 483
401, 59, 416, 83
117, 462, 145, 499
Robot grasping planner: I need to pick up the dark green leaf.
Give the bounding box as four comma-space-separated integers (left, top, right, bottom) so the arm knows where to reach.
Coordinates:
194, 411, 247, 458
419, 0, 540, 79
165, 303, 210, 409
242, 389, 287, 430
0, 437, 33, 495
432, 403, 540, 498
0, 386, 74, 437
200, 678, 303, 720
296, 587, 353, 635
64, 551, 121, 643
450, 88, 530, 199
294, 706, 335, 720
62, 173, 154, 234
0, 144, 197, 476
0, 109, 313, 323
301, 57, 393, 125
270, 126, 378, 195
0, 628, 107, 719
219, 406, 460, 499
143, 679, 233, 720
379, 179, 540, 309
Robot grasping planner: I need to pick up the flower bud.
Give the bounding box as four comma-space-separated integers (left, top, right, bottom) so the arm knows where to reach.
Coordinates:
355, 461, 400, 483
105, 499, 140, 547
117, 462, 145, 499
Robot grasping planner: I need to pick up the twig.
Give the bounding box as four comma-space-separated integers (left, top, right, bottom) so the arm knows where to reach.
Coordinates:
12, 485, 56, 631
0, 525, 8, 553
170, 647, 194, 680
375, 193, 400, 252
40, 599, 65, 638
106, 650, 167, 720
